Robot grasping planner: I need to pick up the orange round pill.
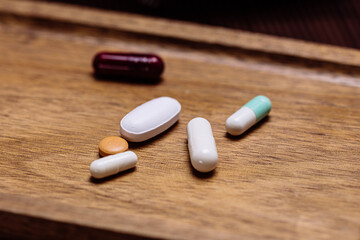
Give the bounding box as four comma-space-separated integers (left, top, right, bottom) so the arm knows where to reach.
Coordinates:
99, 136, 129, 157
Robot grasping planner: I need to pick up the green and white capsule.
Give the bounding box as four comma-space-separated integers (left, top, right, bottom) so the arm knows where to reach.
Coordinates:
226, 95, 271, 136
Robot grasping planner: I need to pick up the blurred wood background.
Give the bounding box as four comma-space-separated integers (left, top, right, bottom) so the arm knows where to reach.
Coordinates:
0, 0, 359, 239
43, 0, 360, 49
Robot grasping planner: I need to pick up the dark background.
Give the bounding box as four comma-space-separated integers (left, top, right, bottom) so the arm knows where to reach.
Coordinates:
45, 0, 360, 49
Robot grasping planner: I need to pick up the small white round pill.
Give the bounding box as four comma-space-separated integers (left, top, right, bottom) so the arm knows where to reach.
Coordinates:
90, 151, 137, 179
187, 117, 218, 173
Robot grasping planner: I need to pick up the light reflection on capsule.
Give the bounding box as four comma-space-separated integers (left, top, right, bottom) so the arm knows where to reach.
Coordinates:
92, 52, 164, 79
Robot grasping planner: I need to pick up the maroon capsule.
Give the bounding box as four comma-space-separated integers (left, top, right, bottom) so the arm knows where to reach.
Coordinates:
93, 52, 164, 79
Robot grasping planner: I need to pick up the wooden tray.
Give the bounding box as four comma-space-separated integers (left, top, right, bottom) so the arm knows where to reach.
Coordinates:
0, 1, 359, 239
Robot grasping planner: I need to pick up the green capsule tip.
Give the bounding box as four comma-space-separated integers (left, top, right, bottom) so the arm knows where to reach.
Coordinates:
244, 95, 272, 122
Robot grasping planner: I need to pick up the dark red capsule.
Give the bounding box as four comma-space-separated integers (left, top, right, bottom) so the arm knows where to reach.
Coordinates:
93, 52, 164, 79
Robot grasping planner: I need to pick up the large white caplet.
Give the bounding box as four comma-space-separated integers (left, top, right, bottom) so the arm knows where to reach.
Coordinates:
120, 97, 181, 142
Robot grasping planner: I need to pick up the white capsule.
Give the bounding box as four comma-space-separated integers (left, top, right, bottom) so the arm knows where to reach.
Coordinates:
226, 95, 272, 136
225, 107, 257, 136
187, 117, 218, 173
120, 96, 181, 142
90, 151, 137, 179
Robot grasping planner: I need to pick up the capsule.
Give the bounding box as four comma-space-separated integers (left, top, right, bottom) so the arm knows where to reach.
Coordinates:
93, 52, 164, 79
226, 95, 271, 136
187, 117, 218, 173
90, 151, 137, 179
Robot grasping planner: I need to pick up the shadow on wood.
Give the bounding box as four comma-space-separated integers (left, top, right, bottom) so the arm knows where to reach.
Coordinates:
89, 167, 136, 184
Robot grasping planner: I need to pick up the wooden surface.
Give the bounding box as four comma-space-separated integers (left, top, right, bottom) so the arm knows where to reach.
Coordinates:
45, 0, 360, 49
0, 1, 359, 239
3, 0, 360, 67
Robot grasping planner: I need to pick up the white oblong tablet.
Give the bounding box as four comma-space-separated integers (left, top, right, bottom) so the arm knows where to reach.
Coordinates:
90, 151, 137, 179
120, 97, 181, 142
187, 117, 218, 173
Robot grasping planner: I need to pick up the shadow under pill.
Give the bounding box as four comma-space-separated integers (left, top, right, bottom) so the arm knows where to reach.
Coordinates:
128, 121, 179, 149
89, 167, 136, 184
191, 167, 216, 179
225, 115, 270, 141
92, 73, 163, 85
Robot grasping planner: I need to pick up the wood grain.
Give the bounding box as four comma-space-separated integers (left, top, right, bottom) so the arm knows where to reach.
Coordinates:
43, 0, 360, 49
0, 1, 359, 239
3, 0, 360, 67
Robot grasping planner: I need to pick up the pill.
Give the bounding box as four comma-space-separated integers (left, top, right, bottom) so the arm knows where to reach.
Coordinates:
226, 95, 272, 136
187, 117, 218, 173
99, 136, 129, 157
90, 151, 137, 179
92, 52, 164, 79
120, 96, 181, 142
